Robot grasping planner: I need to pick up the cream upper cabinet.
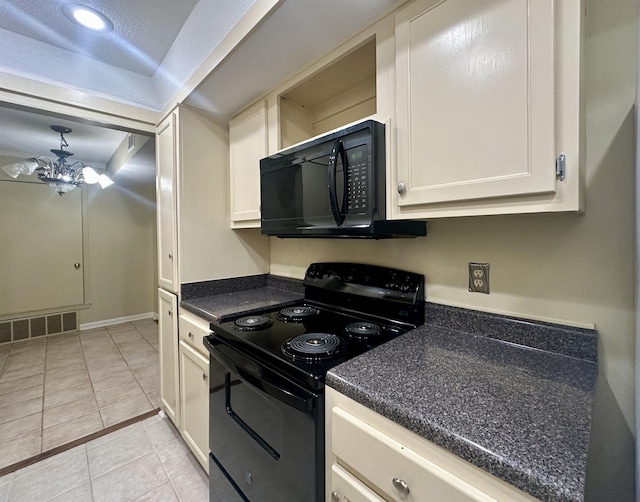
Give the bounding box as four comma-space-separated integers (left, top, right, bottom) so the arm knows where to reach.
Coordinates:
229, 100, 268, 228
392, 0, 583, 218
156, 112, 179, 292
160, 104, 269, 283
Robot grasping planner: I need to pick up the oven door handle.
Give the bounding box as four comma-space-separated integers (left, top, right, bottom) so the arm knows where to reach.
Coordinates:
209, 339, 318, 413
224, 373, 281, 461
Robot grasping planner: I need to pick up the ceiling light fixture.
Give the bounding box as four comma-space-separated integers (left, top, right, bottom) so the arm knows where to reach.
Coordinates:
62, 3, 113, 32
1, 125, 114, 196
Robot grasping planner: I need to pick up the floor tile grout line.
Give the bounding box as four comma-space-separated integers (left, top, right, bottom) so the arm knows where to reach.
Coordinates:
104, 323, 158, 408
89, 444, 156, 484
0, 321, 160, 487
78, 328, 108, 431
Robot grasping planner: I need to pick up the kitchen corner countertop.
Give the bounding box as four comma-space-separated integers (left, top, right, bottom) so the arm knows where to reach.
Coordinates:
326, 304, 597, 502
180, 275, 304, 323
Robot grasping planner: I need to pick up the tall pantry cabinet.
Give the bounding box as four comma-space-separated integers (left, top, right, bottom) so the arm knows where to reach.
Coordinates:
155, 104, 269, 469
156, 111, 179, 426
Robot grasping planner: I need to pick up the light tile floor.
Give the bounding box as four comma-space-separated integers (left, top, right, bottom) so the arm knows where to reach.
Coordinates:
0, 411, 208, 502
0, 319, 161, 471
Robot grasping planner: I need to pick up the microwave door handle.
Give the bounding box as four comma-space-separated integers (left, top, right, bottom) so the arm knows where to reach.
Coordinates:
328, 138, 346, 226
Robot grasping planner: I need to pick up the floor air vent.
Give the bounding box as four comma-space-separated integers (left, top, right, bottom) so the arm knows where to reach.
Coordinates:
0, 311, 78, 344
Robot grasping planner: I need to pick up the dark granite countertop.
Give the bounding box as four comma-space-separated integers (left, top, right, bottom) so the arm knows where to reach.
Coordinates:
180, 274, 304, 323
327, 304, 597, 502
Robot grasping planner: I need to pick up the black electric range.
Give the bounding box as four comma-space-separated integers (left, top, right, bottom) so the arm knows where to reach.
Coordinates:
204, 262, 425, 502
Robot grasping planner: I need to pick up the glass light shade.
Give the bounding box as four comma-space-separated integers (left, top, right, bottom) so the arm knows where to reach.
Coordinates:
48, 181, 77, 196
2, 163, 22, 178
98, 174, 114, 188
2, 160, 38, 178
81, 166, 101, 184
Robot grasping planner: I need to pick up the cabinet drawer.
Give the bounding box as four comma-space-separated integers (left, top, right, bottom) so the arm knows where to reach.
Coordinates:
178, 312, 209, 357
331, 463, 385, 502
332, 407, 495, 502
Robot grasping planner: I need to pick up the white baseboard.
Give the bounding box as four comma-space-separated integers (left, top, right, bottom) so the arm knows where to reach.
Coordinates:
79, 312, 156, 331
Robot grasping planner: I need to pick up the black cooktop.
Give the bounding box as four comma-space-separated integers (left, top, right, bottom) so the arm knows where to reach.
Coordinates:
209, 262, 425, 391
211, 303, 409, 390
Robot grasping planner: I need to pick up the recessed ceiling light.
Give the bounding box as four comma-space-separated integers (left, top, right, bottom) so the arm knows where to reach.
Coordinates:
62, 3, 113, 32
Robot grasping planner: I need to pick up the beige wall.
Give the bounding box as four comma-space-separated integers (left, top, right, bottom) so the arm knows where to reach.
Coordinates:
270, 0, 637, 497
80, 181, 157, 325
0, 157, 157, 326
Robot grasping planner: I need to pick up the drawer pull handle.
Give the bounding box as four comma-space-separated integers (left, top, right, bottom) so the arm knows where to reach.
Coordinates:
392, 477, 410, 496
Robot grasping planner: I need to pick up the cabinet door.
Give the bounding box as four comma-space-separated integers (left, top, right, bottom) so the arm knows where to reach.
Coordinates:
158, 288, 179, 426
156, 112, 179, 292
395, 0, 556, 207
229, 100, 267, 227
179, 340, 209, 472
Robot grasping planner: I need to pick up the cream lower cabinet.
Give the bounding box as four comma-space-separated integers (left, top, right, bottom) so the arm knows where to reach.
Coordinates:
158, 288, 179, 426
178, 311, 210, 473
326, 388, 537, 502
392, 0, 583, 218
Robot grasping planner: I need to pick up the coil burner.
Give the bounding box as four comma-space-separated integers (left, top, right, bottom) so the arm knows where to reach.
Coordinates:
233, 315, 273, 331
344, 321, 382, 342
282, 333, 344, 361
278, 306, 320, 322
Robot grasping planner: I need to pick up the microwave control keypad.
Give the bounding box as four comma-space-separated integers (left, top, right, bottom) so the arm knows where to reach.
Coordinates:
347, 162, 368, 213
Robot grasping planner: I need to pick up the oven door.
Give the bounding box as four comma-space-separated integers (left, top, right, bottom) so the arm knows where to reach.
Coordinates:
206, 336, 324, 502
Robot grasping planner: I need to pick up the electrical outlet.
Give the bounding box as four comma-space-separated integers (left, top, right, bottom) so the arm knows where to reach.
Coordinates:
468, 262, 490, 294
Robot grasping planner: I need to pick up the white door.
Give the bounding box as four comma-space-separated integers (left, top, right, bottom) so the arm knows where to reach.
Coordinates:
0, 180, 84, 315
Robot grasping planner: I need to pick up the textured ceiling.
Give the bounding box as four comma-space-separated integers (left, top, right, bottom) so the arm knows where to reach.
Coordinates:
0, 0, 199, 76
0, 0, 258, 111
0, 106, 128, 169
0, 0, 404, 186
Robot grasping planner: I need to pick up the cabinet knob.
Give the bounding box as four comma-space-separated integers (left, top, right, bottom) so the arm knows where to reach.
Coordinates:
74, 263, 81, 269
168, 310, 172, 316
168, 252, 173, 260
397, 182, 406, 195
202, 373, 208, 381
331, 491, 340, 502
188, 332, 194, 339
392, 478, 410, 496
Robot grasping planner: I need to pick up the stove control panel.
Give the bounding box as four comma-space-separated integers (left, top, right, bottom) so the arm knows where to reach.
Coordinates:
304, 262, 425, 303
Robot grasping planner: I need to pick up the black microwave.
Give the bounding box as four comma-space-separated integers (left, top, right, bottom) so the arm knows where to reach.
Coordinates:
259, 120, 426, 238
